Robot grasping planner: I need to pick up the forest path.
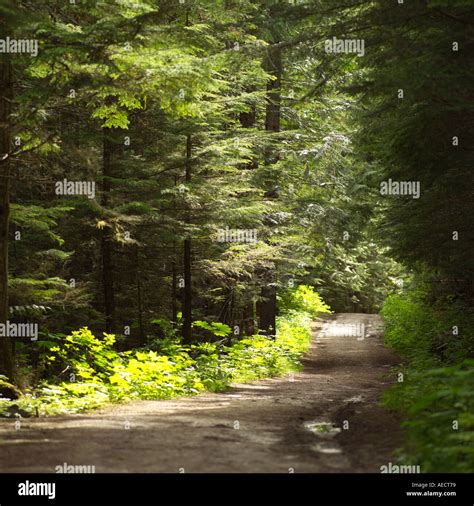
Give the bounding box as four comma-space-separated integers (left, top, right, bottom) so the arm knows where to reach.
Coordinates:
0, 313, 403, 473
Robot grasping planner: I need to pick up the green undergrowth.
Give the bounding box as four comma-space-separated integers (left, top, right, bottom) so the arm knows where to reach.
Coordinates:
0, 285, 329, 417
381, 287, 474, 472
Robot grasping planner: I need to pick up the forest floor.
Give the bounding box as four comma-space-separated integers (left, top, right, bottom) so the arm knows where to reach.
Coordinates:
0, 313, 403, 473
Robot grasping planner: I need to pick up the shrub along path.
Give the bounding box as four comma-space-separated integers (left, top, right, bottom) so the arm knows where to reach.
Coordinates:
0, 314, 402, 472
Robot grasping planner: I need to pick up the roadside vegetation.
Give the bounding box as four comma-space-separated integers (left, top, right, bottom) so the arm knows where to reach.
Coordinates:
382, 278, 474, 472
0, 286, 330, 417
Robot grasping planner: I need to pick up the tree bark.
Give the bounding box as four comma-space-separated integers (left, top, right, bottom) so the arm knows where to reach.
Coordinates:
257, 44, 282, 338
0, 55, 14, 380
264, 47, 282, 134
239, 87, 256, 129
182, 134, 193, 344
135, 246, 145, 344
171, 259, 178, 325
101, 129, 116, 333
171, 175, 179, 327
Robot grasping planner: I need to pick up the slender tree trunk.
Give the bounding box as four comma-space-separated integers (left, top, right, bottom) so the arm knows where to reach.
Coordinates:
239, 87, 256, 129
135, 246, 145, 344
239, 89, 258, 337
264, 47, 282, 134
182, 134, 193, 344
0, 56, 14, 380
171, 260, 178, 325
257, 45, 282, 338
101, 129, 116, 333
171, 175, 178, 326
182, 0, 193, 344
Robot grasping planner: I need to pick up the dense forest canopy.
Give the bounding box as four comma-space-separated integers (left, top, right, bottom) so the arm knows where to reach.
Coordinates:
0, 0, 473, 472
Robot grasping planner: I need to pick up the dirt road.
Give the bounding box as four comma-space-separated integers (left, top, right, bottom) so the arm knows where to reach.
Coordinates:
0, 313, 403, 473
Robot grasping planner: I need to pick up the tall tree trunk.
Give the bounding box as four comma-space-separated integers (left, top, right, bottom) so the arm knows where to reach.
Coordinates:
0, 56, 14, 380
182, 134, 193, 344
101, 129, 116, 333
264, 47, 282, 134
257, 45, 282, 338
239, 87, 256, 129
171, 175, 178, 326
238, 89, 258, 336
135, 246, 145, 344
171, 260, 178, 325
